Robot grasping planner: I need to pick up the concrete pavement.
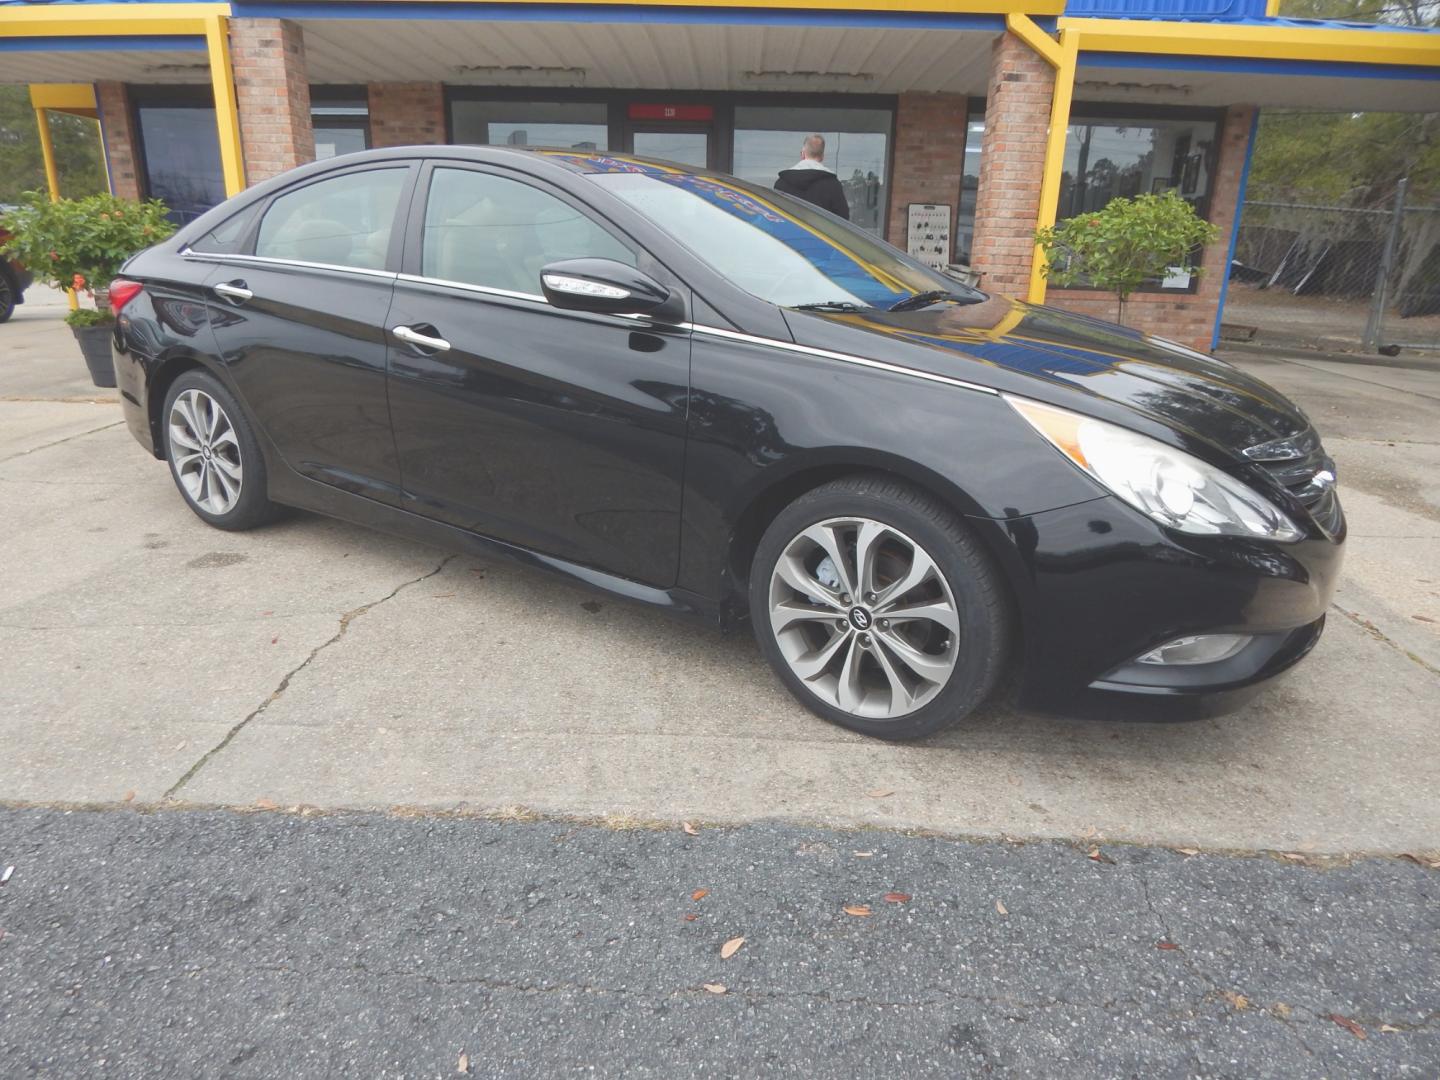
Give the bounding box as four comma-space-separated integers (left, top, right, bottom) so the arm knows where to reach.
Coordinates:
2, 314, 1438, 855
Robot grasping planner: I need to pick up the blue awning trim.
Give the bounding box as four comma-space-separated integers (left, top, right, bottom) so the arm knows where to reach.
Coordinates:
1079, 50, 1440, 80
0, 34, 206, 51
228, 2, 1006, 29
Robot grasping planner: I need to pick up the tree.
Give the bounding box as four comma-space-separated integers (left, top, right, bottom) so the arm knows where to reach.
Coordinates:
0, 87, 109, 204
1036, 191, 1219, 325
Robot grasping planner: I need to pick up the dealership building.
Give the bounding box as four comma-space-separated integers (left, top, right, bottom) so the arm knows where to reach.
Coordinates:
3, 0, 1438, 349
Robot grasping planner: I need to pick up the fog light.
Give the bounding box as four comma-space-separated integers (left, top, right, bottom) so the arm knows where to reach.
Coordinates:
1137, 634, 1251, 666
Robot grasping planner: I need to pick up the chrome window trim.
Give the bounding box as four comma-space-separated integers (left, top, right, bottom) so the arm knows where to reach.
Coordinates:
180, 249, 398, 281
179, 251, 993, 396
396, 272, 546, 305
684, 324, 998, 396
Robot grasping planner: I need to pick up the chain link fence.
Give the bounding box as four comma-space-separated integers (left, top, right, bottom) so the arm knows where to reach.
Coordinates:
1225, 183, 1440, 356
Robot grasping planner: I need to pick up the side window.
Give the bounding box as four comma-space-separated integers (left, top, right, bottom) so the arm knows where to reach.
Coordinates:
421, 167, 634, 295
255, 168, 407, 270
188, 203, 259, 255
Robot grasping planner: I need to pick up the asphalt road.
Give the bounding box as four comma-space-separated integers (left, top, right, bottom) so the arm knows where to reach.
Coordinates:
1, 808, 1437, 1079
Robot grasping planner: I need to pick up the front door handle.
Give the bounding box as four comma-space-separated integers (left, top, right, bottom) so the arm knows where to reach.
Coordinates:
392, 324, 452, 352
213, 280, 252, 305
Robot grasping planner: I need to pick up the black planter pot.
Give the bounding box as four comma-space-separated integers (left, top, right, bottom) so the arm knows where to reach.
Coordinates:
72, 323, 116, 388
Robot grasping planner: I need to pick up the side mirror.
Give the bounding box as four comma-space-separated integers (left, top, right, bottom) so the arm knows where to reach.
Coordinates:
540, 258, 682, 322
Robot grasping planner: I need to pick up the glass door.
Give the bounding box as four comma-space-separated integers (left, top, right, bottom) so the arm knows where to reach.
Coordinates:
630, 128, 711, 168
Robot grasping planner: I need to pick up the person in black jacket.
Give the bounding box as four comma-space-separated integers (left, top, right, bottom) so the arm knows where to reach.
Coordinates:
774, 135, 851, 220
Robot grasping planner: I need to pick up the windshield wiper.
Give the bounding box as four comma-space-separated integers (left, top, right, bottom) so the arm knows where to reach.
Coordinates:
790, 300, 866, 312
886, 290, 973, 312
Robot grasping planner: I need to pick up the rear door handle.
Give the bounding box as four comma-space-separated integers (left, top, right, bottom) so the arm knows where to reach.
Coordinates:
213, 281, 252, 305
392, 324, 452, 352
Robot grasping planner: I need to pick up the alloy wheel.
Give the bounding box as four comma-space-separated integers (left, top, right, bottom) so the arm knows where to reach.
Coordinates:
169, 388, 243, 515
767, 516, 960, 719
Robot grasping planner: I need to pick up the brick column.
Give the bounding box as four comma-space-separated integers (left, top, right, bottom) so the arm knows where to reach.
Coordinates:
95, 82, 142, 201
886, 93, 969, 252
968, 32, 1054, 297
231, 18, 315, 184
368, 83, 447, 147
1044, 106, 1258, 352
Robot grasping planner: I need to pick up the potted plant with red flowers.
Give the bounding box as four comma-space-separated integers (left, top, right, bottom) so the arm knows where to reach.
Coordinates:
0, 191, 174, 387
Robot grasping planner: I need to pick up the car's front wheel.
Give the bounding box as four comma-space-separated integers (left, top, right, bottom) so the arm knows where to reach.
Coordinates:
163, 369, 277, 531
0, 265, 18, 324
750, 475, 1011, 740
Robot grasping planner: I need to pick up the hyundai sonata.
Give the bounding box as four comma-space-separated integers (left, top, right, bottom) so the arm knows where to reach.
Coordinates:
110, 147, 1343, 739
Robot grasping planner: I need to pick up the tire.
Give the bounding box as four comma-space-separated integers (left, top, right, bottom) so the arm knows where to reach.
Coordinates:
0, 265, 17, 324
162, 369, 278, 531
749, 474, 1011, 741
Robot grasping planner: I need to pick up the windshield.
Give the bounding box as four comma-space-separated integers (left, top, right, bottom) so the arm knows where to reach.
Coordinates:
586, 165, 983, 311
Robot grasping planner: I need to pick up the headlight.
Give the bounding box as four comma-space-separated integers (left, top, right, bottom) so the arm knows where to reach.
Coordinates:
1006, 396, 1304, 542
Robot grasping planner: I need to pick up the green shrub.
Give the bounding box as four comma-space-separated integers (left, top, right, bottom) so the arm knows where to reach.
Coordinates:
0, 191, 174, 326
1036, 190, 1219, 325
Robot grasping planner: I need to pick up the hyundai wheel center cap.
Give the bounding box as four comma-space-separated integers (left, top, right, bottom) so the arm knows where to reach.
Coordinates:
848, 606, 873, 631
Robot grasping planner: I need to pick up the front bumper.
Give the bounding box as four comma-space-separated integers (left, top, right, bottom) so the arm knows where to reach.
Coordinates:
974, 494, 1344, 718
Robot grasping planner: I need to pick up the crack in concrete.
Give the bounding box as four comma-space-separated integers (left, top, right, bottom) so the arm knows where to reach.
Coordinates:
1332, 602, 1440, 678
162, 554, 458, 800
0, 420, 126, 465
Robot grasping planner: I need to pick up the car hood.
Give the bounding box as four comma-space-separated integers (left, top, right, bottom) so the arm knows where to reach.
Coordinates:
785, 294, 1311, 455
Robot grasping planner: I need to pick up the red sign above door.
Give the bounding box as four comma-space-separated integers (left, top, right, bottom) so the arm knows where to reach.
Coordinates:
628, 104, 714, 122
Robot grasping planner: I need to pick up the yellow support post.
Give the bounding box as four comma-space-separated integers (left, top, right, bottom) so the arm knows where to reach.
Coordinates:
1028, 29, 1078, 305
32, 104, 80, 312
204, 14, 246, 197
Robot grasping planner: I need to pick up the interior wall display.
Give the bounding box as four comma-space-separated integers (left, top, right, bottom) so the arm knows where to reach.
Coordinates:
906, 203, 952, 270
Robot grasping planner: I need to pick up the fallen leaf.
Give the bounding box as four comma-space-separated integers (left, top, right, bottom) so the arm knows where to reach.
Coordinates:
433, 592, 455, 599
702, 983, 727, 995
865, 789, 894, 798
457, 1051, 469, 1073
1328, 1013, 1366, 1040
682, 821, 699, 836
271, 636, 279, 644
995, 899, 1009, 916
1272, 1003, 1292, 1019
1222, 991, 1250, 1011
1082, 825, 1099, 839
1380, 1024, 1402, 1033
255, 797, 278, 810
853, 851, 875, 858
882, 892, 911, 904
1280, 853, 1306, 862
173, 741, 187, 752
1156, 941, 1180, 951
842, 904, 873, 917
121, 790, 135, 803
684, 914, 698, 922
0, 865, 13, 886
1412, 614, 1435, 623
691, 889, 709, 902
720, 936, 745, 959
1175, 848, 1200, 857
1087, 847, 1115, 865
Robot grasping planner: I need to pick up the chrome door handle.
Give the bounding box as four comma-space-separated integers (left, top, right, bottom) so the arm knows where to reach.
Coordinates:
213, 281, 252, 304
392, 325, 451, 352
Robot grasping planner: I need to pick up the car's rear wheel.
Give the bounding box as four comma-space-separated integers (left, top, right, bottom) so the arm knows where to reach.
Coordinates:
0, 265, 17, 324
749, 475, 1010, 740
163, 370, 277, 531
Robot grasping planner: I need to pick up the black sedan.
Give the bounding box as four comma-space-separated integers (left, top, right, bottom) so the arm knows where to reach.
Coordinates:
109, 147, 1343, 739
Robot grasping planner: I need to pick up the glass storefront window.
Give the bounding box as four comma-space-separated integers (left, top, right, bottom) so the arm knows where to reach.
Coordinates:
731, 106, 890, 235
135, 101, 225, 226
1059, 117, 1218, 221
450, 101, 608, 150
311, 87, 370, 160
955, 112, 985, 265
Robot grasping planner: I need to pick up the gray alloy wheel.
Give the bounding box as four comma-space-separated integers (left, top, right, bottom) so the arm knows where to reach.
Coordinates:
168, 388, 243, 515
767, 516, 960, 719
